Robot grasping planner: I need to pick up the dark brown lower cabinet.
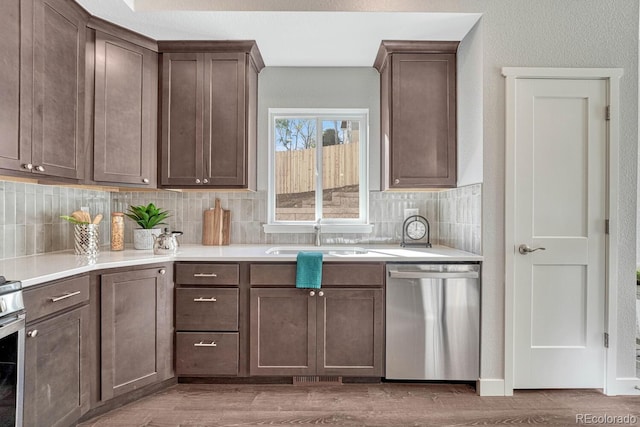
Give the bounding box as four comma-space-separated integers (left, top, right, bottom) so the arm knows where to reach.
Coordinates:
100, 266, 173, 400
317, 289, 384, 376
24, 305, 90, 427
176, 332, 239, 375
249, 287, 383, 377
249, 288, 317, 376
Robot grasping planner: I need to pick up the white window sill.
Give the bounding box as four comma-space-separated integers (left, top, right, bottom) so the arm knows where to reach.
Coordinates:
262, 223, 374, 234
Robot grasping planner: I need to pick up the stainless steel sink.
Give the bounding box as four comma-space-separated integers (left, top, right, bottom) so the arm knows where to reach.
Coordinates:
266, 246, 369, 256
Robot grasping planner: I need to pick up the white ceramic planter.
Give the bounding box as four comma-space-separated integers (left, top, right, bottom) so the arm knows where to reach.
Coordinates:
133, 228, 162, 250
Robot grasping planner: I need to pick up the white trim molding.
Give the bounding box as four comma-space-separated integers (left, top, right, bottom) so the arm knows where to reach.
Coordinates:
501, 67, 624, 396
266, 108, 370, 232
477, 379, 508, 397
605, 378, 640, 396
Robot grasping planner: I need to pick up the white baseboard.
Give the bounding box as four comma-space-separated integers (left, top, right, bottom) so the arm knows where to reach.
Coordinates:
476, 378, 507, 396
605, 378, 640, 396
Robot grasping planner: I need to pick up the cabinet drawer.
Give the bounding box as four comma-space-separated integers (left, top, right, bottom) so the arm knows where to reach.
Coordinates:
24, 275, 90, 323
322, 263, 384, 286
176, 332, 238, 376
176, 263, 239, 286
176, 288, 238, 331
250, 263, 384, 287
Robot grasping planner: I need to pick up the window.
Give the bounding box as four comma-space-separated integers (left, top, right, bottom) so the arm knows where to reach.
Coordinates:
266, 109, 370, 233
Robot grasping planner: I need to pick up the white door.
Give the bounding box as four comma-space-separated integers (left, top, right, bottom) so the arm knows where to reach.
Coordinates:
512, 78, 607, 388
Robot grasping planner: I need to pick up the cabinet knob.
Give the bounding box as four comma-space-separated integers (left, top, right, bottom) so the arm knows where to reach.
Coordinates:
318, 291, 324, 297
394, 178, 400, 184
22, 163, 33, 171
142, 178, 149, 184
159, 269, 166, 275
27, 330, 38, 338
309, 290, 315, 297
35, 165, 45, 172
195, 179, 201, 184
203, 179, 209, 184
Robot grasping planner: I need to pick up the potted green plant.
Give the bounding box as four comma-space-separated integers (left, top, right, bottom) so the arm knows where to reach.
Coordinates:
125, 203, 171, 250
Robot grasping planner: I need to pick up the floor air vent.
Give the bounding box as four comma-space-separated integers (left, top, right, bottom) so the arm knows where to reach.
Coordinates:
293, 376, 342, 385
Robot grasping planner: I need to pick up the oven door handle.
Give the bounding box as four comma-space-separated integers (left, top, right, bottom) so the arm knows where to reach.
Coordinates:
0, 313, 26, 340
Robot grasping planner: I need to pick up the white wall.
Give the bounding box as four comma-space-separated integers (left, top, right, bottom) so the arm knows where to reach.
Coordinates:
472, 1, 638, 382
457, 20, 484, 186
256, 0, 639, 387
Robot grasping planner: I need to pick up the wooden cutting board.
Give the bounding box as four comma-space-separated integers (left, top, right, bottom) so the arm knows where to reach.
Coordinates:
202, 199, 230, 245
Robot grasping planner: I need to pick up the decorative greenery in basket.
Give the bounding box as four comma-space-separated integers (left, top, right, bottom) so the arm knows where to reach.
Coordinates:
125, 203, 170, 229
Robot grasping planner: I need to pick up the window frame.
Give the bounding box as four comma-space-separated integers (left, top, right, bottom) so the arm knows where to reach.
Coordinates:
264, 108, 372, 234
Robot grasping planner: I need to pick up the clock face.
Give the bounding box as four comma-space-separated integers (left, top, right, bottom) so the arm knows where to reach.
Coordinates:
406, 220, 426, 240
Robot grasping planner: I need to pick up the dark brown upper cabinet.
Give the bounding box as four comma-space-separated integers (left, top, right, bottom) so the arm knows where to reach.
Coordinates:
92, 30, 158, 187
159, 41, 263, 189
0, 0, 30, 173
0, 0, 87, 181
31, 0, 88, 180
374, 41, 458, 189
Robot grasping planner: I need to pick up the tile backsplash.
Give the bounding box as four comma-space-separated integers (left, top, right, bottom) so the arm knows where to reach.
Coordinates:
0, 180, 481, 260
112, 184, 481, 253
0, 181, 111, 259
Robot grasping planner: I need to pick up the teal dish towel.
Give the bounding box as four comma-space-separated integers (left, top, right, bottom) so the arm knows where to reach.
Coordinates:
296, 252, 323, 289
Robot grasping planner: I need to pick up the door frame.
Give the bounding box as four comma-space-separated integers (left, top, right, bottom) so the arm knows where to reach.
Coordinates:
502, 67, 623, 396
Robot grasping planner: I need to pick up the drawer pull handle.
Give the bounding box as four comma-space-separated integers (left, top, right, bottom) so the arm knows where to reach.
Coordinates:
51, 291, 81, 302
193, 297, 217, 302
194, 273, 218, 278
194, 341, 217, 347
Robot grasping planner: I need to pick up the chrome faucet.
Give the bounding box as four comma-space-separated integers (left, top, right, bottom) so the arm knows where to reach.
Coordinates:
314, 218, 322, 246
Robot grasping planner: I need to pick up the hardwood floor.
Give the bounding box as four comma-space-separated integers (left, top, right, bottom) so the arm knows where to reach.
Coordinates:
78, 383, 640, 426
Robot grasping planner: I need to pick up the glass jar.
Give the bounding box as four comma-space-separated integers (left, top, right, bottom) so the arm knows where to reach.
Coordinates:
111, 212, 125, 251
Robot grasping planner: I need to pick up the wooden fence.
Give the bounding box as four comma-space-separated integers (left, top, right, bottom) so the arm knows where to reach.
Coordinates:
275, 142, 359, 194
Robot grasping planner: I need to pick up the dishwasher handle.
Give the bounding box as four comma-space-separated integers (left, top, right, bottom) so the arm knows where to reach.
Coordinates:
388, 269, 479, 280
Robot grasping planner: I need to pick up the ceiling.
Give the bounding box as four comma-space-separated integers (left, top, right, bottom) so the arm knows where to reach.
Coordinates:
76, 0, 481, 66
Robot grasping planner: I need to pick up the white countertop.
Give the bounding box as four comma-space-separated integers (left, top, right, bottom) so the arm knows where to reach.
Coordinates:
0, 244, 482, 288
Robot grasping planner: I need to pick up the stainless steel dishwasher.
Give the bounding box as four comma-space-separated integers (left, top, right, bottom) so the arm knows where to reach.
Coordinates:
385, 263, 480, 381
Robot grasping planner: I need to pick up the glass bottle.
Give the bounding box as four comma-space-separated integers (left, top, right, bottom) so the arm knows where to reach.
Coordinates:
111, 212, 125, 251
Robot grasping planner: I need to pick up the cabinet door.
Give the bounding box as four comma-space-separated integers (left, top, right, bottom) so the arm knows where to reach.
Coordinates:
24, 305, 90, 427
100, 267, 169, 400
389, 53, 456, 188
316, 288, 384, 376
93, 32, 157, 186
0, 0, 31, 172
249, 288, 316, 376
32, 0, 86, 179
203, 52, 246, 186
161, 52, 204, 186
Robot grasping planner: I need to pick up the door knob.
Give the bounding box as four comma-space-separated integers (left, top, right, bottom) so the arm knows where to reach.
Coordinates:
309, 291, 315, 297
22, 163, 33, 170
35, 165, 45, 172
142, 178, 149, 184
27, 330, 38, 338
318, 291, 324, 297
203, 179, 209, 184
195, 179, 201, 184
518, 244, 546, 255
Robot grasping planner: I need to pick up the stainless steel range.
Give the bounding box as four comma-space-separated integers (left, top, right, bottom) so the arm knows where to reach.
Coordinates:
0, 277, 25, 427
